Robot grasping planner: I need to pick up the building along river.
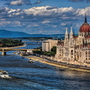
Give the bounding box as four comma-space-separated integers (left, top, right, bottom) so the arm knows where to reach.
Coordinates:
0, 40, 90, 90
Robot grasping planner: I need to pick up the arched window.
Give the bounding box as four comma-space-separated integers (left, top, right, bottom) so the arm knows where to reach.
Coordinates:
71, 50, 73, 55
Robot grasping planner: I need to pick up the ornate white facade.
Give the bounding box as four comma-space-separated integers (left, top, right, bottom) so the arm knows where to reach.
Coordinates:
55, 16, 90, 67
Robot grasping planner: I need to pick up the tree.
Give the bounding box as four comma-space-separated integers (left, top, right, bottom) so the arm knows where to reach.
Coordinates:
51, 46, 56, 53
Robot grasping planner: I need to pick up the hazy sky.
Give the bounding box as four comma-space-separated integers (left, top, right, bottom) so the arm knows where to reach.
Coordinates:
0, 0, 90, 34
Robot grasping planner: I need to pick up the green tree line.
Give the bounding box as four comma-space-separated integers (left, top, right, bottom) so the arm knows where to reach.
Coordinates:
33, 46, 56, 56
0, 39, 23, 47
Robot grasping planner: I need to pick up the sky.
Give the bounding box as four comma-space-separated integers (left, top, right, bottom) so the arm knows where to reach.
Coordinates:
0, 0, 90, 34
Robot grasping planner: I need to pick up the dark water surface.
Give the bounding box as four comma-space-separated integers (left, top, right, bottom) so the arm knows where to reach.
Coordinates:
0, 42, 90, 90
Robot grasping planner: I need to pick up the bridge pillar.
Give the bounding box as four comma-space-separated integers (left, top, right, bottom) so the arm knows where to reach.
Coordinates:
2, 52, 6, 55
2, 49, 6, 55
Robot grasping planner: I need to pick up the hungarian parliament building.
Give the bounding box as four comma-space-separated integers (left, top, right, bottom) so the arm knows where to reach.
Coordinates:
55, 16, 90, 67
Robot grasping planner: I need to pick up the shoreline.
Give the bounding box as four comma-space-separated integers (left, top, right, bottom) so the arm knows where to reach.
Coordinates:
24, 55, 90, 73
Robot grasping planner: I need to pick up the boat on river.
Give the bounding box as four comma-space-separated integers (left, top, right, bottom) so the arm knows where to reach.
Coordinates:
0, 70, 10, 78
28, 59, 35, 63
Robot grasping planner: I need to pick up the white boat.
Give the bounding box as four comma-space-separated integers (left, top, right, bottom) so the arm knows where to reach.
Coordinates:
0, 70, 10, 78
28, 60, 35, 63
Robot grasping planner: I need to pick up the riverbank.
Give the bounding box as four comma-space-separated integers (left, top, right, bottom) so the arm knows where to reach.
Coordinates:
24, 55, 90, 73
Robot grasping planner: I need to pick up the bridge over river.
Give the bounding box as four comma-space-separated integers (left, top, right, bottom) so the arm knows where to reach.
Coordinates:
0, 40, 42, 55
22, 40, 43, 43
0, 48, 28, 55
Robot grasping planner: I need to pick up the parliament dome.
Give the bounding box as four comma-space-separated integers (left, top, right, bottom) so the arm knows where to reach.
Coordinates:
79, 16, 90, 32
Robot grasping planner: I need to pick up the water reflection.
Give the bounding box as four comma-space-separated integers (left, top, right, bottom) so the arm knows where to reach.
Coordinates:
56, 69, 90, 80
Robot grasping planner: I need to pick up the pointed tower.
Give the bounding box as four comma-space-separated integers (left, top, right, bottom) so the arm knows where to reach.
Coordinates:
69, 25, 75, 60
63, 26, 69, 59
69, 25, 75, 47
84, 14, 87, 23
65, 26, 68, 39
70, 25, 73, 39
64, 26, 69, 47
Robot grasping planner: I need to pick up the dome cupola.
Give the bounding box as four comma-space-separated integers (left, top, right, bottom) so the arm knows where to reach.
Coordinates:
79, 15, 90, 32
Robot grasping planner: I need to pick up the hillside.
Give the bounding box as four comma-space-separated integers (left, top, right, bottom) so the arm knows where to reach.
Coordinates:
0, 29, 64, 38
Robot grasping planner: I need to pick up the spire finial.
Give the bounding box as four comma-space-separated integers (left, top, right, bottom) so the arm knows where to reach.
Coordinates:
84, 14, 87, 23
65, 25, 68, 39
65, 25, 68, 35
70, 24, 73, 35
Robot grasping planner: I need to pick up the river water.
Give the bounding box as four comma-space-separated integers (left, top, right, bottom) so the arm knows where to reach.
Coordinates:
0, 41, 90, 90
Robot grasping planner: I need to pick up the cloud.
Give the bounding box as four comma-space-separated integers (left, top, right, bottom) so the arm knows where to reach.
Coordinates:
0, 20, 21, 27
34, 0, 42, 4
0, 6, 90, 34
23, 6, 75, 17
4, 0, 44, 6
69, 0, 84, 2
4, 0, 32, 6
10, 0, 24, 5
69, 0, 90, 2
42, 20, 51, 24
61, 23, 66, 26
0, 6, 89, 22
27, 24, 39, 28
51, 25, 57, 28
2, 0, 90, 7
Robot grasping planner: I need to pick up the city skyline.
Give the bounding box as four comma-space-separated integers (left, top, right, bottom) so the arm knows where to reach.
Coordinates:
0, 0, 90, 34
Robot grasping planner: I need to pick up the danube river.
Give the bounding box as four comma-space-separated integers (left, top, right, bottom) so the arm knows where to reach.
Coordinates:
0, 41, 90, 90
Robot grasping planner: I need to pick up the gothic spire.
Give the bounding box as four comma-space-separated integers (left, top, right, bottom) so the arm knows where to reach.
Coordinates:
70, 25, 73, 36
65, 25, 68, 35
84, 14, 87, 23
70, 25, 73, 39
65, 25, 68, 39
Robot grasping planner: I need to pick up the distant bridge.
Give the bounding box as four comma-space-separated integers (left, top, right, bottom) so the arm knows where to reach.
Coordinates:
22, 40, 43, 43
26, 44, 41, 45
0, 48, 28, 55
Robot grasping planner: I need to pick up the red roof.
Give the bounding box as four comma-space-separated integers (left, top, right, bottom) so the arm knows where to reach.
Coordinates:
57, 43, 64, 46
79, 23, 90, 32
85, 36, 90, 39
73, 36, 78, 38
